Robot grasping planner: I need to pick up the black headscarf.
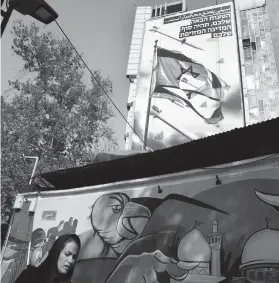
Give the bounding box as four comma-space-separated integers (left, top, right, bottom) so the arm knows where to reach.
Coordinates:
40, 234, 81, 283
15, 234, 81, 283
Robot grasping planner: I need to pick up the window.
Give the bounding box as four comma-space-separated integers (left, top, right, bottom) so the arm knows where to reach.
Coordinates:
166, 3, 182, 14
250, 271, 255, 280
241, 18, 248, 27
247, 75, 255, 90
260, 111, 265, 121
258, 100, 264, 112
248, 95, 257, 108
270, 99, 276, 112
251, 42, 256, 50
243, 38, 251, 49
152, 9, 155, 17
240, 10, 247, 19
242, 26, 250, 38
245, 65, 254, 75
244, 48, 252, 61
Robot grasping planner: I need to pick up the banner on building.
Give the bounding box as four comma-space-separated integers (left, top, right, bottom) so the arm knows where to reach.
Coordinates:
131, 2, 244, 150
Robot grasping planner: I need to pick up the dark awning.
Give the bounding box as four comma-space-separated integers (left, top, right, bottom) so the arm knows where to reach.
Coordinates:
33, 118, 279, 191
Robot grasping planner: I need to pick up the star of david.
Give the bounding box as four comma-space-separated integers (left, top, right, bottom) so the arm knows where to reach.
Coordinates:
177, 66, 200, 100
177, 66, 200, 81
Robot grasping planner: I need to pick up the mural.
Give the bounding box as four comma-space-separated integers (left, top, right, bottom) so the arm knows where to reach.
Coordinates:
25, 216, 79, 267
3, 165, 279, 283
130, 2, 244, 150
72, 179, 279, 283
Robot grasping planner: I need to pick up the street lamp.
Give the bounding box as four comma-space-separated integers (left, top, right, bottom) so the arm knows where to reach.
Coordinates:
23, 155, 39, 185
1, 0, 58, 36
10, 0, 58, 24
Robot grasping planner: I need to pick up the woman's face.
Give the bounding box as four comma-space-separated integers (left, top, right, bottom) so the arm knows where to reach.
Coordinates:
57, 241, 79, 275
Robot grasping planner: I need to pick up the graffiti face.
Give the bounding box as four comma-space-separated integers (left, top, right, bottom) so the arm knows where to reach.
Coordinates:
30, 244, 43, 267
116, 201, 151, 240
91, 193, 151, 250
29, 228, 46, 267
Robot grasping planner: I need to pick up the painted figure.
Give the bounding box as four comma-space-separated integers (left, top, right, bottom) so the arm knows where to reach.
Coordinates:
29, 228, 46, 267
78, 193, 151, 259
104, 194, 227, 283
46, 221, 65, 249
63, 218, 74, 234
72, 220, 78, 234
76, 193, 227, 283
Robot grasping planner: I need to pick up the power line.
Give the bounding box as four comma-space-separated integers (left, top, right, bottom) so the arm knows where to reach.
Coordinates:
54, 20, 152, 152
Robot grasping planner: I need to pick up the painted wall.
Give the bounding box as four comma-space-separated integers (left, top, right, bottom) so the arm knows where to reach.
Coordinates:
17, 155, 279, 283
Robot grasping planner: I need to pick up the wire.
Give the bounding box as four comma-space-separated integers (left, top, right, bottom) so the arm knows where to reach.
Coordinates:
54, 20, 152, 152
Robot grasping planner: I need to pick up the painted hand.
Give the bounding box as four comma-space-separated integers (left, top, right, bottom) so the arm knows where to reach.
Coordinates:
106, 250, 192, 283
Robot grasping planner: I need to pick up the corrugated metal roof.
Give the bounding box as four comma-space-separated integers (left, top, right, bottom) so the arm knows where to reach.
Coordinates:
33, 118, 279, 191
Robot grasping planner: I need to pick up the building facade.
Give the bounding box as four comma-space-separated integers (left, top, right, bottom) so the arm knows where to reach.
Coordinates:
124, 0, 279, 150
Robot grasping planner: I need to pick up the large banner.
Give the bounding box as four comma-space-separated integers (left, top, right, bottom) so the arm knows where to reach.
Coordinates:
131, 3, 244, 150
13, 156, 279, 283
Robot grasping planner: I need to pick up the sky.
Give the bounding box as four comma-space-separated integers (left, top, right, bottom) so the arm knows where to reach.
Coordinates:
1, 0, 228, 149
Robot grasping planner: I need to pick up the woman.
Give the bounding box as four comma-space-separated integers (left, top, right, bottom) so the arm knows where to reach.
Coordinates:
14, 234, 81, 283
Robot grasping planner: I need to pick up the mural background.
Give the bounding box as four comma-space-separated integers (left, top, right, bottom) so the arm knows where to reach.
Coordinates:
131, 2, 244, 150
27, 164, 279, 283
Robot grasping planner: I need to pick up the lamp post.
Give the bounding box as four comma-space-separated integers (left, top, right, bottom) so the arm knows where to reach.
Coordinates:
1, 0, 58, 37
23, 155, 39, 185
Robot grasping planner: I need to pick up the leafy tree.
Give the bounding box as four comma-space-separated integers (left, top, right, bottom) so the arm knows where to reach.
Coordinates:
1, 20, 118, 223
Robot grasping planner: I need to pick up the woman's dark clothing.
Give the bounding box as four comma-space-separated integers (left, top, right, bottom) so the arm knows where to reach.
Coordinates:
14, 234, 81, 283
